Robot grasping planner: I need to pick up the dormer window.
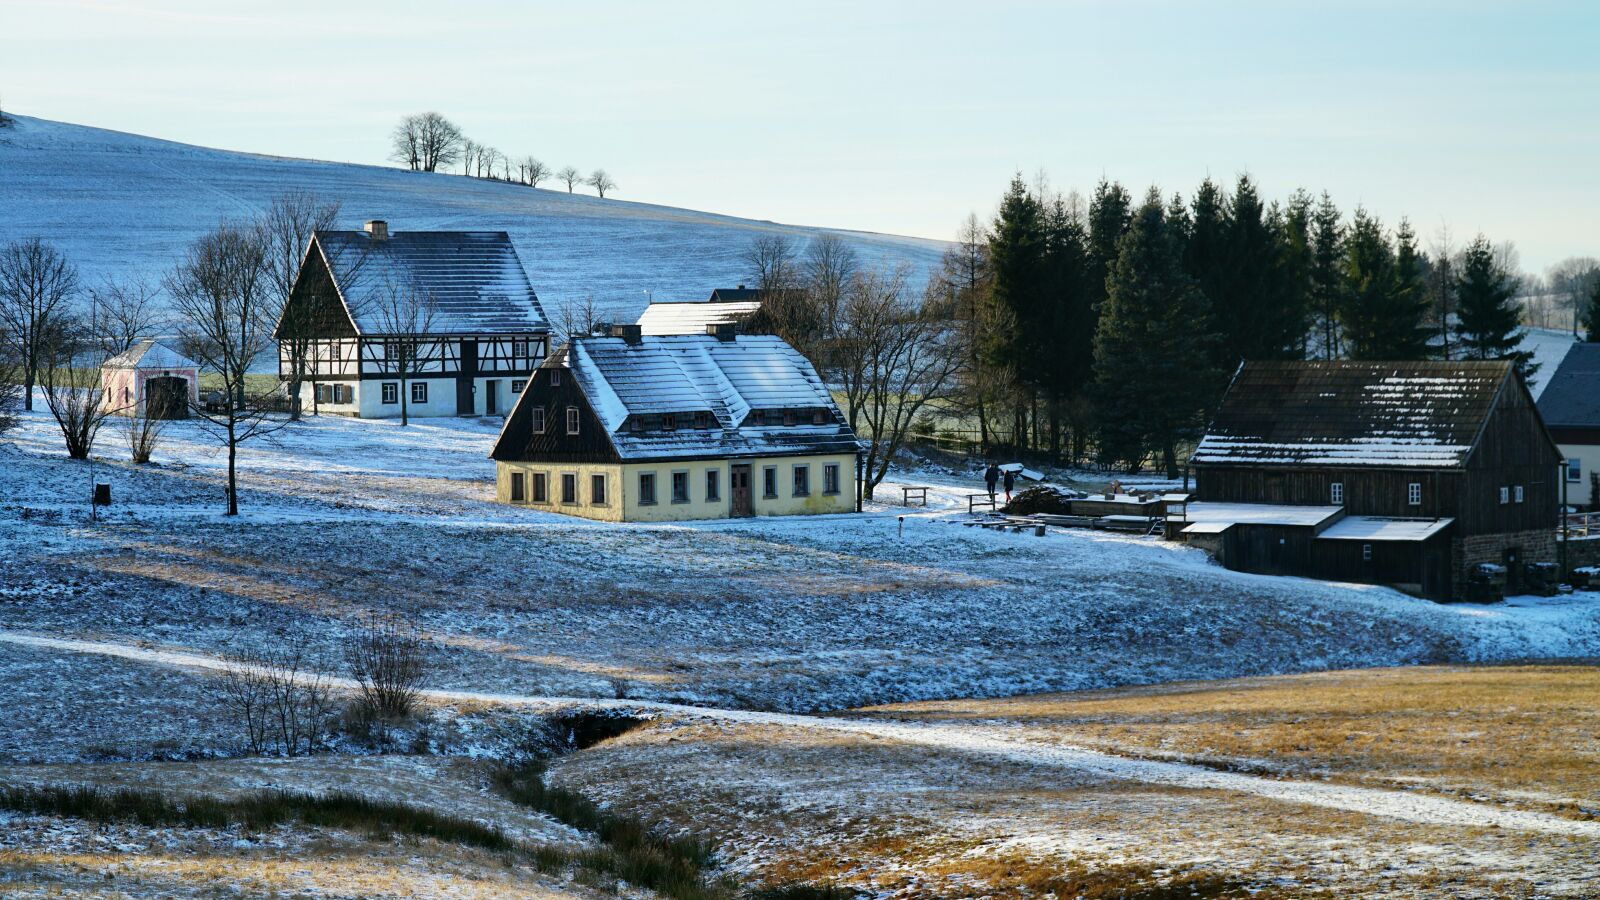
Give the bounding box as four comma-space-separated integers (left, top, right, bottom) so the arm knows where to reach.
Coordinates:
811, 409, 826, 425
764, 410, 782, 426
662, 414, 677, 431
783, 411, 797, 427
550, 370, 562, 386
695, 411, 712, 429
630, 417, 645, 432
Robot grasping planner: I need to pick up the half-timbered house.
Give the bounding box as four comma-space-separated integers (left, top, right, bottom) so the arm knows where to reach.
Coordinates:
489, 324, 862, 521
1186, 360, 1563, 598
1535, 342, 1600, 501
273, 221, 549, 418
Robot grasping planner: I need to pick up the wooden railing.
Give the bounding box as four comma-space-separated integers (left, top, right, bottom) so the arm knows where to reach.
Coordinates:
1565, 512, 1600, 537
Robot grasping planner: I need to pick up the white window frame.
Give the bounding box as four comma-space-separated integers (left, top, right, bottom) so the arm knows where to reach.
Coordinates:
1499, 486, 1510, 505
1407, 482, 1422, 506
550, 370, 562, 386
532, 407, 546, 434
381, 382, 398, 404
1514, 485, 1524, 504
1330, 482, 1344, 505
511, 379, 526, 395
566, 406, 580, 435
1567, 458, 1582, 482
411, 381, 427, 405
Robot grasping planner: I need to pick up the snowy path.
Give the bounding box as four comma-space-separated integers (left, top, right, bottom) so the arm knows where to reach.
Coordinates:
6, 630, 1597, 840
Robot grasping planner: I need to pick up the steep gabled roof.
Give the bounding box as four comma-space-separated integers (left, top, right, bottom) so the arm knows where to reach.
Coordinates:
708, 286, 763, 303
103, 339, 198, 370
494, 333, 862, 462
312, 229, 547, 335
1192, 360, 1515, 469
636, 300, 763, 336
1536, 341, 1600, 429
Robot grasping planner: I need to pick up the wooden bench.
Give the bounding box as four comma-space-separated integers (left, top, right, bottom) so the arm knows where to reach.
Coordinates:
902, 485, 929, 507
967, 493, 998, 514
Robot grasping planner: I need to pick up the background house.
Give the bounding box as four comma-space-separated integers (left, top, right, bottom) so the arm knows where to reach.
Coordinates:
100, 339, 198, 419
635, 293, 763, 336
1535, 342, 1600, 506
274, 220, 548, 418
490, 325, 861, 521
1186, 360, 1562, 598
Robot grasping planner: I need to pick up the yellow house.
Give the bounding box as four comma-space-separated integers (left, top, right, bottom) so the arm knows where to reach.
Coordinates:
489, 326, 863, 521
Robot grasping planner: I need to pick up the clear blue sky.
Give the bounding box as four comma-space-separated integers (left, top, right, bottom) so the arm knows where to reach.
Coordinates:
4, 0, 1597, 271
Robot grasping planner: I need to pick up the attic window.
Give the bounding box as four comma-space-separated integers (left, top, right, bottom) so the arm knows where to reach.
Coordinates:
566, 407, 580, 435
695, 411, 712, 429
811, 409, 825, 425
764, 410, 782, 426
550, 370, 562, 386
513, 338, 530, 358
662, 414, 677, 431
630, 417, 644, 432
532, 407, 546, 434
783, 411, 797, 427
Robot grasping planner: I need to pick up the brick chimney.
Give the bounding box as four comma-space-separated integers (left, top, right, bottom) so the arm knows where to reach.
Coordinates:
364, 220, 389, 240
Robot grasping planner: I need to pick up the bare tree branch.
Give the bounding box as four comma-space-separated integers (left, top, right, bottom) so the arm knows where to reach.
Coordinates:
261, 192, 341, 420
586, 169, 616, 198
0, 237, 79, 411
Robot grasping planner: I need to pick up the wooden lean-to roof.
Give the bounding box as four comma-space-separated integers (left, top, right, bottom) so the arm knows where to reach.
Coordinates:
1192, 360, 1518, 469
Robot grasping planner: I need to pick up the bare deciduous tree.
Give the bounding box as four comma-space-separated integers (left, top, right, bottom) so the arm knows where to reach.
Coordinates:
389, 112, 464, 173
261, 192, 342, 421
1548, 256, 1600, 337
86, 276, 161, 357
586, 169, 616, 198
122, 396, 165, 464
39, 318, 117, 460
524, 157, 549, 188
460, 139, 480, 176
346, 612, 429, 721
366, 277, 441, 427
833, 268, 962, 500
215, 634, 337, 757
558, 166, 581, 193
166, 221, 284, 515
0, 340, 20, 435
556, 294, 607, 344
0, 238, 80, 411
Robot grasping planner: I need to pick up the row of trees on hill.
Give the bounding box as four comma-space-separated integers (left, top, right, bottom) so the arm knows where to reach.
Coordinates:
389, 112, 616, 197
952, 173, 1537, 474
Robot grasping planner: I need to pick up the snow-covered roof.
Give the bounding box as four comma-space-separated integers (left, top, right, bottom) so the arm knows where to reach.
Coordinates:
314, 229, 547, 335
496, 333, 862, 462
636, 300, 763, 336
1536, 341, 1600, 429
1317, 516, 1455, 542
1180, 501, 1344, 528
102, 339, 198, 370
1192, 361, 1514, 469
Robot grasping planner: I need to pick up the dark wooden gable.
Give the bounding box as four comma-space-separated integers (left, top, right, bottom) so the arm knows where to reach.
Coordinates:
490, 364, 620, 463
275, 239, 359, 340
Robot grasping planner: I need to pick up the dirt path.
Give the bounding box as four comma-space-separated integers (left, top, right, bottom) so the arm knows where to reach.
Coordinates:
7, 629, 1597, 840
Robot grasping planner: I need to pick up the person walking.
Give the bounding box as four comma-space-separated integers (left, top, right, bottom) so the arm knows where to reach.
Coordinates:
983, 462, 1000, 501
1002, 467, 1017, 503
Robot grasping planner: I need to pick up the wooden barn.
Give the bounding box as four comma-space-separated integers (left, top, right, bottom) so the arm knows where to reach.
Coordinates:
489, 324, 862, 522
1185, 360, 1563, 599
273, 221, 549, 418
101, 339, 198, 419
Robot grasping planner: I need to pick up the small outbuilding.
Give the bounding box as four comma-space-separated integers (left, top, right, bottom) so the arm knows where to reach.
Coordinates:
101, 339, 198, 419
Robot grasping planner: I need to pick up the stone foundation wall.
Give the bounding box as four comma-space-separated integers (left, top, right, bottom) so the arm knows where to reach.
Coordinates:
1451, 528, 1556, 595
1560, 535, 1600, 570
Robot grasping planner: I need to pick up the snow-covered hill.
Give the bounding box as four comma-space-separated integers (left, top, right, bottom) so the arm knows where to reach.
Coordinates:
0, 114, 946, 324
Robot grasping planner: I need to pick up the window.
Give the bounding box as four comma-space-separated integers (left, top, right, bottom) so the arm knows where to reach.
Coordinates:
1329, 482, 1344, 505
411, 382, 428, 404
764, 410, 782, 426
513, 338, 529, 358
783, 411, 797, 427
824, 463, 840, 495
639, 472, 658, 505
382, 382, 398, 404
510, 472, 525, 503
532, 407, 546, 434
1362, 543, 1373, 561
695, 411, 712, 429
591, 474, 607, 505
1568, 459, 1583, 482
663, 414, 677, 431
763, 466, 778, 498
672, 471, 690, 503
1515, 485, 1525, 504
630, 417, 645, 432
811, 410, 826, 425
566, 407, 580, 434
1407, 482, 1421, 506
511, 379, 526, 395
532, 472, 548, 503
1499, 486, 1510, 505
561, 473, 577, 504
705, 469, 721, 502
550, 370, 562, 386
792, 464, 810, 497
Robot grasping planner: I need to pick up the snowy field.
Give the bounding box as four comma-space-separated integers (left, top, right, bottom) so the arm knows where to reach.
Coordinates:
4, 401, 1599, 896
0, 114, 945, 324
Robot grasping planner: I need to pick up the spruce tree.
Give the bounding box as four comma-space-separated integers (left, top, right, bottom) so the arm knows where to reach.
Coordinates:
1220, 175, 1303, 361
1338, 208, 1396, 360
1308, 192, 1345, 358
1185, 178, 1230, 352
1087, 179, 1132, 313
1040, 196, 1094, 460
1094, 188, 1221, 476
1455, 234, 1534, 378
985, 175, 1048, 448
1272, 191, 1314, 359
1387, 218, 1433, 358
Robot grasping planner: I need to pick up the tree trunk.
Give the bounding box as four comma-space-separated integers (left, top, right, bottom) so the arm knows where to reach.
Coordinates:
23, 371, 33, 411
288, 376, 303, 421
226, 419, 239, 516
1163, 441, 1178, 479
400, 375, 409, 426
